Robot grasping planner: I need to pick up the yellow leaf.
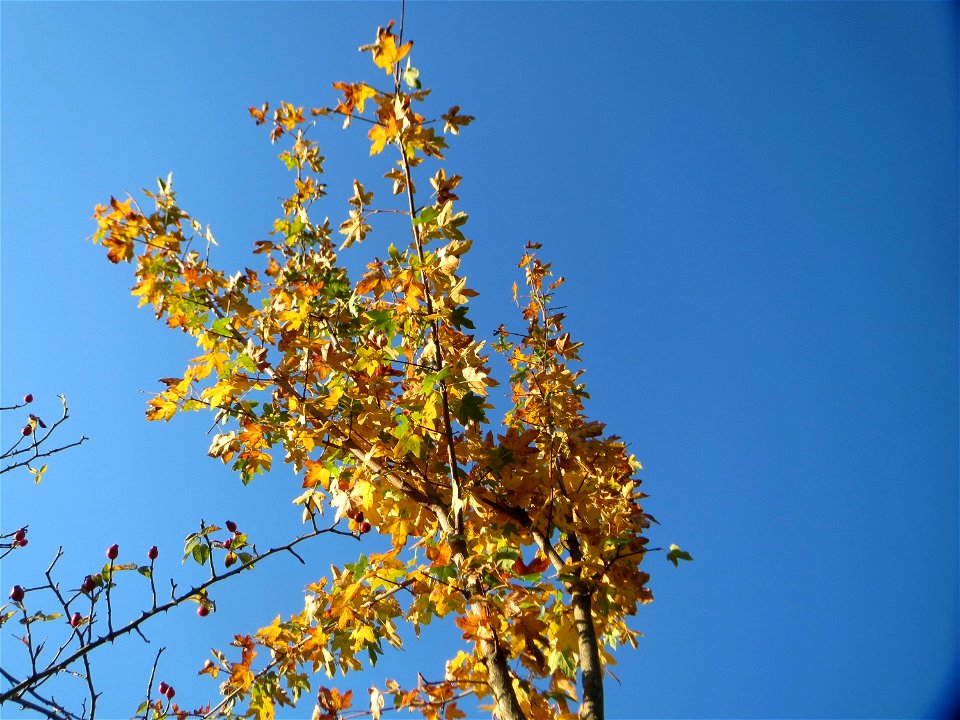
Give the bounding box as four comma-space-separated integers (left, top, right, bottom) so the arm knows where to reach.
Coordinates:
368, 123, 392, 156
145, 393, 178, 422
254, 695, 275, 720
28, 464, 48, 484
367, 22, 412, 74
350, 623, 377, 651
441, 105, 475, 135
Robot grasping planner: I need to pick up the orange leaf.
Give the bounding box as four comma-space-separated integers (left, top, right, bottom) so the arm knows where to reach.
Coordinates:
248, 102, 269, 125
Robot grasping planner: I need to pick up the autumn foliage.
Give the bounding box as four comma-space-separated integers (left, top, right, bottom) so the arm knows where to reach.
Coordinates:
86, 20, 687, 720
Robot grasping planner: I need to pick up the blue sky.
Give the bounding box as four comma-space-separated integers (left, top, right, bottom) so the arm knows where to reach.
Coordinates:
1, 2, 957, 719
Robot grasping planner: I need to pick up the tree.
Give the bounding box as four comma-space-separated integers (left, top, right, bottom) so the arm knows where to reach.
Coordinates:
2, 17, 689, 720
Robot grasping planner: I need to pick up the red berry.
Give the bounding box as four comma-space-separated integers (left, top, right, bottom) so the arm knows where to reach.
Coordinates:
106, 544, 119, 560
359, 521, 372, 534
21, 425, 31, 436
80, 575, 96, 594
165, 686, 175, 699
225, 520, 237, 533
9, 585, 24, 603
197, 604, 210, 617
147, 546, 159, 560
157, 681, 169, 697
70, 612, 82, 628
14, 528, 26, 542
223, 537, 232, 549
16, 538, 28, 547
23, 394, 33, 404
355, 511, 364, 523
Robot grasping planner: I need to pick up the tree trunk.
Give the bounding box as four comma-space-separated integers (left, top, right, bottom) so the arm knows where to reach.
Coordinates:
572, 585, 604, 720
481, 634, 527, 720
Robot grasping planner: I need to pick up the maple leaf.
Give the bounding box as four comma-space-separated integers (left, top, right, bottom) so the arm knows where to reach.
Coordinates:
363, 21, 413, 74
512, 554, 551, 577
348, 180, 375, 209
314, 686, 351, 720
333, 82, 377, 127
384, 167, 407, 195
430, 169, 462, 204
339, 209, 371, 248
145, 392, 179, 422
462, 366, 488, 395
101, 235, 134, 264
248, 102, 269, 125
441, 105, 475, 135
667, 544, 694, 567
275, 101, 305, 131
368, 116, 401, 156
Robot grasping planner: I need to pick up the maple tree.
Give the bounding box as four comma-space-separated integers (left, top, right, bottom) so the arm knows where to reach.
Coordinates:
2, 17, 690, 720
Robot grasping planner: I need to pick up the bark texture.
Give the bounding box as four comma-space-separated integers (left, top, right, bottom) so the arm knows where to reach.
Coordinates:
572, 585, 604, 720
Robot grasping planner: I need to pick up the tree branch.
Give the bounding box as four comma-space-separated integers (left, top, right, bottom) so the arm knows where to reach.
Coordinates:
0, 524, 333, 704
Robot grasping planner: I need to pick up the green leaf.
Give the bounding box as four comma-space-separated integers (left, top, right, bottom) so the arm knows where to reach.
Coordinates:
412, 206, 440, 226
278, 151, 297, 170
211, 316, 232, 337
137, 566, 152, 578
367, 308, 396, 336
192, 543, 211, 566
421, 367, 452, 393
456, 391, 485, 425
432, 564, 457, 583
492, 547, 520, 568
183, 533, 200, 564
547, 648, 576, 677
237, 353, 257, 373
450, 305, 474, 330
666, 543, 693, 567
346, 554, 370, 578
392, 414, 409, 438
287, 218, 306, 240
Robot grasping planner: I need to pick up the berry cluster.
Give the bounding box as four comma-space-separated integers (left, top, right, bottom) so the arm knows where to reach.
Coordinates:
346, 509, 372, 534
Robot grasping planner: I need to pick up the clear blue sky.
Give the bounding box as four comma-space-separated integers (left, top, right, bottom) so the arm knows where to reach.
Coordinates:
2, 2, 957, 719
